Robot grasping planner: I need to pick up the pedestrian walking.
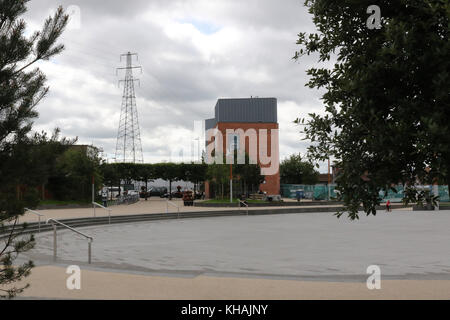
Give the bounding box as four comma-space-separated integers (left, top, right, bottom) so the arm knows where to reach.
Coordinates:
386, 199, 391, 213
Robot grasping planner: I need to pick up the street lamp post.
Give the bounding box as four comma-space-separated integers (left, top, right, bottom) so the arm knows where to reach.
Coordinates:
328, 158, 331, 201
230, 163, 233, 203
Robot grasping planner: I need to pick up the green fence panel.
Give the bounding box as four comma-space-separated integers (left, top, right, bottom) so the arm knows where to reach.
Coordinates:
281, 184, 337, 200
380, 185, 449, 203
439, 185, 449, 202
379, 186, 405, 203
282, 184, 449, 202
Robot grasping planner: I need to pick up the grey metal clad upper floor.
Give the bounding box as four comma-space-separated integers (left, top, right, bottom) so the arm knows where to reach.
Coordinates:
205, 118, 217, 131
215, 97, 278, 123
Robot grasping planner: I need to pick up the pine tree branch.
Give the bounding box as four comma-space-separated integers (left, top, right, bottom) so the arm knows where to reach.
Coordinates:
0, 218, 18, 257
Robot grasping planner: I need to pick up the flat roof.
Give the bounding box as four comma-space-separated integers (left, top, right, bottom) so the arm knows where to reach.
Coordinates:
215, 97, 277, 123
204, 97, 278, 128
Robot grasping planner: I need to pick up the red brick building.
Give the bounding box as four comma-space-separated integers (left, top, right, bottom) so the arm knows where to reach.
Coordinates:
205, 98, 280, 198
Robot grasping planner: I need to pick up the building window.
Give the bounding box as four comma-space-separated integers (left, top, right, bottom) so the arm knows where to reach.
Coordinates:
228, 133, 240, 153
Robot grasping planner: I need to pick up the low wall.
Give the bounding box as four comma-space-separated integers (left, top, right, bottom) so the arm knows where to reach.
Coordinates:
194, 201, 343, 208
194, 201, 413, 209
2, 204, 444, 240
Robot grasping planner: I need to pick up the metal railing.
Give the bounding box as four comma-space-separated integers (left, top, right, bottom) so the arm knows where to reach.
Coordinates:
92, 202, 112, 224
166, 200, 180, 218
109, 194, 140, 206
239, 201, 249, 216
47, 218, 94, 264
24, 208, 45, 233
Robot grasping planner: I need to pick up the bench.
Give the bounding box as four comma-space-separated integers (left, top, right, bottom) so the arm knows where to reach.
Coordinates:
249, 194, 266, 201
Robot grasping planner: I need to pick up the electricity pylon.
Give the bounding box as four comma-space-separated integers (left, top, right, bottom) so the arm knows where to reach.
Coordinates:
114, 52, 144, 163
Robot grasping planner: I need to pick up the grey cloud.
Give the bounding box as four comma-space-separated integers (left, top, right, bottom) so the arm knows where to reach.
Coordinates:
25, 0, 328, 168
26, 0, 151, 20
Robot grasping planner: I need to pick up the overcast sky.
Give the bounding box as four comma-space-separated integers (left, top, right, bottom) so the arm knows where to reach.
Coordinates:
24, 0, 329, 171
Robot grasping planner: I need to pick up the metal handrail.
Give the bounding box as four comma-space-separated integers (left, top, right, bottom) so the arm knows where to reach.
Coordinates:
93, 202, 112, 224
46, 218, 93, 264
239, 201, 249, 216
111, 194, 140, 206
25, 208, 45, 233
166, 200, 180, 218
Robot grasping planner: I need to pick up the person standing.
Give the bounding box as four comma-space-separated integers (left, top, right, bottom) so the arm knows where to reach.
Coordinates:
386, 199, 391, 213
102, 191, 108, 207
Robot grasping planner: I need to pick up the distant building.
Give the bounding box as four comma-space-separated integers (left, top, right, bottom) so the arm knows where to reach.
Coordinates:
204, 97, 280, 197
318, 166, 339, 185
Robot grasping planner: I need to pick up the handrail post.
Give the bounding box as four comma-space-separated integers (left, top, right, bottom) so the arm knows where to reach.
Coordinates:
25, 208, 45, 233
88, 239, 92, 264
166, 200, 180, 217
46, 218, 93, 265
53, 224, 57, 262
92, 202, 112, 224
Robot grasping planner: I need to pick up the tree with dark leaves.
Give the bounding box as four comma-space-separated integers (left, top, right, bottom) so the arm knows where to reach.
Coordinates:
280, 153, 319, 185
294, 0, 449, 219
0, 0, 68, 298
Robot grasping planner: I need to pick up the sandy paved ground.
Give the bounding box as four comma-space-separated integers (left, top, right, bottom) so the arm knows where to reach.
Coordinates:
16, 199, 345, 223
9, 266, 450, 300
9, 201, 437, 300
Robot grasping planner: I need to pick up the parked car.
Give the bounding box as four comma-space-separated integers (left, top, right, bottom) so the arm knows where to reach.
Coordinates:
194, 192, 204, 200
140, 187, 168, 198
127, 190, 139, 196
100, 186, 124, 199
161, 191, 183, 199
153, 187, 168, 197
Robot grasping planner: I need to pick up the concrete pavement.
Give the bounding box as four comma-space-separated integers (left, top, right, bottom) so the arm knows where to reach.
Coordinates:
10, 265, 450, 300
8, 202, 450, 300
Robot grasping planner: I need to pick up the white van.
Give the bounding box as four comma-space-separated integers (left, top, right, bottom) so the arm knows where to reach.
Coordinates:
100, 186, 124, 199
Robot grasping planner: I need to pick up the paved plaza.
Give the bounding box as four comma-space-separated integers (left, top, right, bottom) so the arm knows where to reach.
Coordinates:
26, 210, 450, 280
10, 208, 450, 299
